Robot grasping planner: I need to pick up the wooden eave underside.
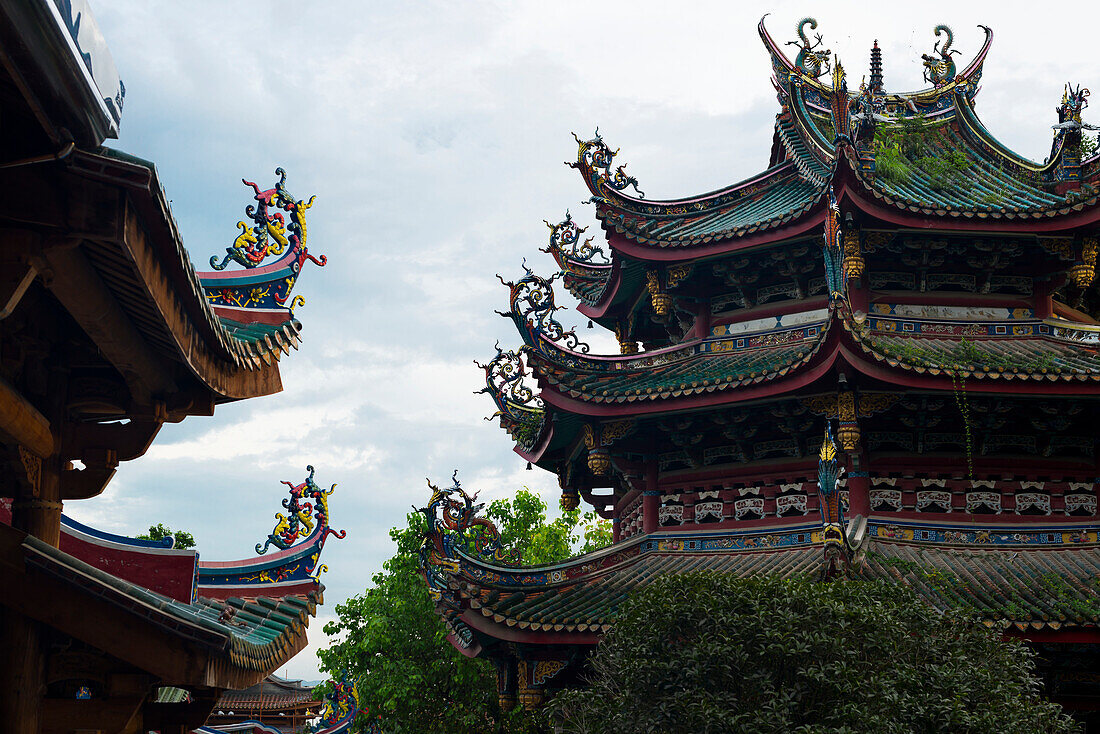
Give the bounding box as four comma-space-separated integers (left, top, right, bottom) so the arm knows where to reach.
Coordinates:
0, 150, 291, 405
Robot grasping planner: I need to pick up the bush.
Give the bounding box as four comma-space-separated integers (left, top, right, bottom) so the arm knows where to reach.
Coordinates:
550, 573, 1076, 733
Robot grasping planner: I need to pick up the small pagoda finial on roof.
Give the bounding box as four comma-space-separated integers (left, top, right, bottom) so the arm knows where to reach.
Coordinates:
869, 39, 883, 93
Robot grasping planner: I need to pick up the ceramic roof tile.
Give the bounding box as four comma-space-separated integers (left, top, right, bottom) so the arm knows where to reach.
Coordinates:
456, 536, 1100, 633
534, 328, 827, 404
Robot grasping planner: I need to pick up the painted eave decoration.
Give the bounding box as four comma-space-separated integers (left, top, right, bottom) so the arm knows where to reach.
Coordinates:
196, 168, 327, 369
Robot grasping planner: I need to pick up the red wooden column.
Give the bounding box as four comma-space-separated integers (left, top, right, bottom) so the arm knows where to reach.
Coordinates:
643, 462, 660, 534
847, 452, 871, 517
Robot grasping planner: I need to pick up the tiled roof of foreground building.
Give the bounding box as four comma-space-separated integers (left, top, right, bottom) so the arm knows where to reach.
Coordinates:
434, 524, 1100, 645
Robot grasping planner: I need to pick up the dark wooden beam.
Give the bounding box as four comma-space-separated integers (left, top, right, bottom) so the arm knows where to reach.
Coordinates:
0, 373, 53, 458
40, 696, 144, 734
39, 243, 178, 404
0, 244, 37, 320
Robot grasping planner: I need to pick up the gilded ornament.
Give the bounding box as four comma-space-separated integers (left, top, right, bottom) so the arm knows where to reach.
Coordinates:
601, 420, 635, 445
1070, 237, 1098, 288
587, 448, 611, 475
560, 492, 580, 511
836, 423, 861, 452
837, 391, 857, 421
1038, 238, 1074, 261
646, 271, 672, 318
614, 322, 638, 355
841, 226, 865, 280
666, 263, 693, 289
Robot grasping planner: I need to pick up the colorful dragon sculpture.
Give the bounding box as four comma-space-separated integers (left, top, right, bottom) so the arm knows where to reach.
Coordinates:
418, 471, 519, 592
817, 422, 847, 576
921, 25, 958, 87
310, 672, 366, 732
496, 263, 590, 357
210, 167, 324, 272
568, 129, 644, 199
256, 465, 347, 555
1055, 83, 1096, 133
787, 17, 831, 78
475, 343, 545, 449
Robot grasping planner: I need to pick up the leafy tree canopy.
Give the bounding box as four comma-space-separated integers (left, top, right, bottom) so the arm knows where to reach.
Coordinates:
136, 522, 195, 549
318, 489, 610, 733
550, 573, 1076, 734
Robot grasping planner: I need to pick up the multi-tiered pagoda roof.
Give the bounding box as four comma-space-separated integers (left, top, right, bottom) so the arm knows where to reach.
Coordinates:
421, 17, 1100, 714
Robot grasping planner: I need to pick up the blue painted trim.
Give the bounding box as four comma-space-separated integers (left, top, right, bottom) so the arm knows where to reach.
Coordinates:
61, 514, 174, 548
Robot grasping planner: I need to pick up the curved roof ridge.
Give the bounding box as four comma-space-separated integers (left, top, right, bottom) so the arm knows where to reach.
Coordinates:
953, 93, 1055, 175
531, 311, 837, 406
760, 17, 992, 106
839, 311, 1100, 383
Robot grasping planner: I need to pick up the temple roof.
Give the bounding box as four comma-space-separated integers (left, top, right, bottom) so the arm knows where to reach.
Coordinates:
530, 318, 828, 405
507, 302, 1100, 421
591, 160, 825, 249
217, 674, 320, 709
846, 317, 1100, 382
60, 148, 323, 402
441, 523, 1100, 645
6, 522, 319, 689
561, 20, 1100, 279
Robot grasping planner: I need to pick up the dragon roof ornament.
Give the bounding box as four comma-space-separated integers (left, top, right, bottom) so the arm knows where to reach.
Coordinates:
542, 210, 608, 266
759, 17, 992, 116
255, 465, 347, 555
817, 421, 848, 575
496, 263, 590, 356
199, 168, 326, 318
417, 472, 520, 650
568, 129, 644, 201
475, 344, 545, 450
210, 168, 319, 271
786, 17, 831, 78
310, 672, 367, 733
1054, 83, 1096, 133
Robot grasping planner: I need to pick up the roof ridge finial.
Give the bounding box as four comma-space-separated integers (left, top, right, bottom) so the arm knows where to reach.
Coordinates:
869, 39, 883, 93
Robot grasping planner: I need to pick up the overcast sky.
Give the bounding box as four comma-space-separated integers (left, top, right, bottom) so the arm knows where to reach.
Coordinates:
75, 1, 1099, 680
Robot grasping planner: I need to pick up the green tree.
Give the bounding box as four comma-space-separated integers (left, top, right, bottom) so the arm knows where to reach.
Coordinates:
550, 573, 1077, 734
136, 523, 195, 549
318, 489, 609, 733
486, 491, 611, 565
